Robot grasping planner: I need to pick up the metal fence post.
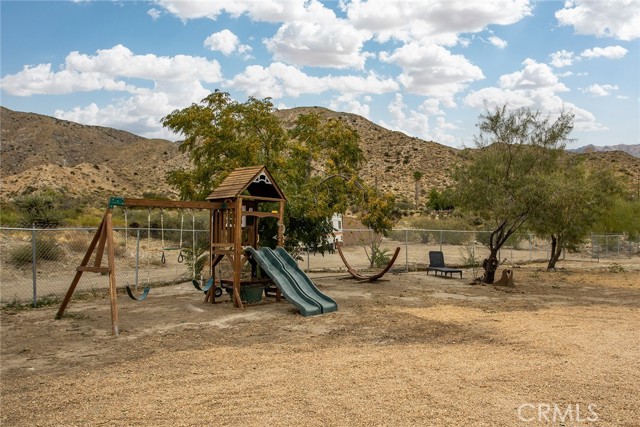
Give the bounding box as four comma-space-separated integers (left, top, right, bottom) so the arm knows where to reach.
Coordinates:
135, 229, 140, 286
439, 230, 443, 252
405, 229, 409, 272
31, 224, 37, 307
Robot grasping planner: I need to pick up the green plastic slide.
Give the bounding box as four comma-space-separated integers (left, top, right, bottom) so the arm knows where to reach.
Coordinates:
245, 247, 338, 316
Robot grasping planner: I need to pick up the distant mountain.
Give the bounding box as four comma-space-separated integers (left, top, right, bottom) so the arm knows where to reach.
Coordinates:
570, 144, 640, 158
1, 106, 639, 206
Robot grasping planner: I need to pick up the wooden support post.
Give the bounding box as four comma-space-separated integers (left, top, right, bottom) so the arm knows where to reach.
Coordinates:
56, 213, 108, 319
105, 210, 119, 336
277, 200, 285, 247
232, 199, 244, 309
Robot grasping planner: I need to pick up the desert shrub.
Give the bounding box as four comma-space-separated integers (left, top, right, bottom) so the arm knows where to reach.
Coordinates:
459, 243, 481, 268
365, 242, 391, 268
14, 192, 63, 228
8, 237, 64, 267
0, 204, 21, 226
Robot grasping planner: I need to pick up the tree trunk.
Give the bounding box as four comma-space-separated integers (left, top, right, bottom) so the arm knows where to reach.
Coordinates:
482, 249, 500, 284
547, 235, 563, 270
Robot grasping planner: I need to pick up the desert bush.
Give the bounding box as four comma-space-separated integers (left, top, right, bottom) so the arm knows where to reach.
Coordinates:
14, 192, 63, 228
0, 204, 21, 226
8, 237, 64, 267
365, 242, 391, 268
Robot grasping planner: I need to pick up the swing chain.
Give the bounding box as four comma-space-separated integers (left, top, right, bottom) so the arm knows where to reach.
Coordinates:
177, 211, 184, 263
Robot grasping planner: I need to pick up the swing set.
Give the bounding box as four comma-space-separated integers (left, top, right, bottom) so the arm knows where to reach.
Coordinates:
56, 166, 286, 336
121, 207, 196, 302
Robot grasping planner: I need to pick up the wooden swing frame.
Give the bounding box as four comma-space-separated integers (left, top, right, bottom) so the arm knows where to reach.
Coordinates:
56, 166, 286, 336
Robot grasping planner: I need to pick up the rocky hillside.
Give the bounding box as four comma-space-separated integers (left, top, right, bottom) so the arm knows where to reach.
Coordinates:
275, 106, 465, 205
1, 106, 638, 206
1, 107, 188, 200
571, 144, 640, 158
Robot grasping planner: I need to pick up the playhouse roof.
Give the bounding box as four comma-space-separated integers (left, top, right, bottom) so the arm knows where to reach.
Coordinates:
205, 165, 286, 201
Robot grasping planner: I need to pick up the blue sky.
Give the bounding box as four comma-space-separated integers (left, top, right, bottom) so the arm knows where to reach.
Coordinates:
1, 0, 638, 148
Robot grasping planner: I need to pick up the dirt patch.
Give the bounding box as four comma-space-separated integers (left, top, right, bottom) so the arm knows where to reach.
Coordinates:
2, 262, 639, 426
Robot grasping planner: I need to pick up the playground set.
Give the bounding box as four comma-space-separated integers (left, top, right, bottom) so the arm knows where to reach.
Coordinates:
56, 166, 337, 335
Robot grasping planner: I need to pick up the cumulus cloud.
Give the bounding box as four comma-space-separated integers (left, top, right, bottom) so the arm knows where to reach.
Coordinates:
464, 59, 606, 131
380, 41, 484, 105
329, 94, 371, 118
581, 45, 628, 59
0, 45, 223, 138
379, 94, 457, 144
556, 0, 640, 41
264, 2, 372, 69
0, 45, 223, 95
582, 84, 619, 96
54, 79, 213, 139
154, 0, 308, 22
549, 50, 576, 68
63, 45, 222, 83
226, 62, 398, 98
346, 0, 531, 45
204, 29, 252, 57
499, 58, 568, 92
488, 36, 508, 49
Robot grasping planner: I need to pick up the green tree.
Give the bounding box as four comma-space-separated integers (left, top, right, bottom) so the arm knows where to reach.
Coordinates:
162, 91, 395, 252
594, 196, 640, 240
162, 91, 287, 200
413, 171, 423, 209
454, 105, 574, 283
427, 188, 455, 211
529, 157, 620, 270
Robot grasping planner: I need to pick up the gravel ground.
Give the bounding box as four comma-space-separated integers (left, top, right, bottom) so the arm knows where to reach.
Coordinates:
1, 261, 639, 426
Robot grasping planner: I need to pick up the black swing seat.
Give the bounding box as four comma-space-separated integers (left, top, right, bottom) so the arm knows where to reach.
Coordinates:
426, 251, 463, 278
126, 285, 150, 301
192, 278, 223, 297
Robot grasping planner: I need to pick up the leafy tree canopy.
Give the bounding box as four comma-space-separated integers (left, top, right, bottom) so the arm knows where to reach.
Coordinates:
454, 105, 574, 282
528, 155, 621, 269
162, 91, 396, 252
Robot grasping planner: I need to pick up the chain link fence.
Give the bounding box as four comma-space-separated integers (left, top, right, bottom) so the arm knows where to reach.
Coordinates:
0, 226, 209, 306
1, 226, 638, 305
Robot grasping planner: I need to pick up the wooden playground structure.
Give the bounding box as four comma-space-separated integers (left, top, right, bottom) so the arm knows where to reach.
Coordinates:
56, 166, 286, 335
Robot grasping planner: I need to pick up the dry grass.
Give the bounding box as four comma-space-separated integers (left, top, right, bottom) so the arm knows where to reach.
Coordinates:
1, 261, 639, 426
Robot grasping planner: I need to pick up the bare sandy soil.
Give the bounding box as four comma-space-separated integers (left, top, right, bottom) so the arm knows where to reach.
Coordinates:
1, 261, 639, 426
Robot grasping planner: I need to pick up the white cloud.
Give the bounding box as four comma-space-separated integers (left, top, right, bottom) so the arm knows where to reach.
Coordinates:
464, 59, 606, 132
328, 94, 371, 118
549, 50, 576, 68
346, 0, 531, 45
64, 45, 222, 83
0, 63, 137, 96
54, 80, 213, 139
556, 0, 640, 41
147, 8, 162, 20
204, 29, 252, 57
226, 62, 399, 98
380, 41, 484, 105
0, 44, 223, 138
379, 94, 456, 144
580, 45, 628, 59
488, 36, 508, 49
582, 84, 619, 96
227, 63, 323, 98
264, 2, 372, 70
154, 0, 308, 22
499, 58, 568, 92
